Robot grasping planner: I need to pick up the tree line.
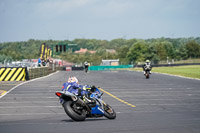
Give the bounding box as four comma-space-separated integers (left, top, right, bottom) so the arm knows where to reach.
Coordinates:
0, 37, 200, 65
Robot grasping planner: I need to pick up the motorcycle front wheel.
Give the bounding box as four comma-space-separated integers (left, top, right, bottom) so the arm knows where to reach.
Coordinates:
145, 72, 150, 79
63, 101, 86, 121
104, 104, 116, 119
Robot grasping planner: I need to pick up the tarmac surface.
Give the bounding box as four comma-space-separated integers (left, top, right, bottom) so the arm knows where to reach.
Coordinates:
0, 70, 200, 133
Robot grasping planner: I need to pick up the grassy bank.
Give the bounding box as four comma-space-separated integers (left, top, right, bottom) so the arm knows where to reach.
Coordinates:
132, 65, 200, 79
173, 58, 200, 64
158, 58, 200, 64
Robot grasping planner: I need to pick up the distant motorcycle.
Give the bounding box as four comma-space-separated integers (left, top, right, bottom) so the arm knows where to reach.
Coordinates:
55, 87, 116, 121
84, 62, 89, 73
144, 65, 151, 79
85, 66, 88, 73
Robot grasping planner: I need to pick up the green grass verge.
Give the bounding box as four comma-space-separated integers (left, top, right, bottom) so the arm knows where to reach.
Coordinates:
173, 58, 200, 64
132, 65, 200, 79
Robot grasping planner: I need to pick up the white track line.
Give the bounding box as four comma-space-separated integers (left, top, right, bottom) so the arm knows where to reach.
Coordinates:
0, 71, 59, 99
153, 72, 200, 81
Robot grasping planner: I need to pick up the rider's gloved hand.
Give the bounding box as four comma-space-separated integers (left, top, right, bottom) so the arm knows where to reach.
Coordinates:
91, 86, 96, 92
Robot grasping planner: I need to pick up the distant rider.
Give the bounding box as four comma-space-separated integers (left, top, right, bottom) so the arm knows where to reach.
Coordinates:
143, 60, 152, 75
61, 76, 96, 107
38, 57, 42, 67
84, 61, 89, 72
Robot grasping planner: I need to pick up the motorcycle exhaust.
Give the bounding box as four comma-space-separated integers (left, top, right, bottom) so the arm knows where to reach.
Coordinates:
75, 97, 86, 106
75, 97, 91, 111
56, 91, 91, 111
71, 96, 78, 101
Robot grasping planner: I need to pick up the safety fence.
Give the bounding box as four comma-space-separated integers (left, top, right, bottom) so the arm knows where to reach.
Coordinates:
28, 67, 52, 79
0, 67, 28, 81
28, 66, 63, 79
0, 66, 64, 81
88, 65, 134, 71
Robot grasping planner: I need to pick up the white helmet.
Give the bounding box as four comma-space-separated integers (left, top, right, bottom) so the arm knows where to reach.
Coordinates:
68, 76, 78, 83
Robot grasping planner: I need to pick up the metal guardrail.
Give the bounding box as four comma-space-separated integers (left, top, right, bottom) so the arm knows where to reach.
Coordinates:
72, 66, 84, 71
28, 66, 63, 80
0, 63, 65, 81
28, 67, 51, 79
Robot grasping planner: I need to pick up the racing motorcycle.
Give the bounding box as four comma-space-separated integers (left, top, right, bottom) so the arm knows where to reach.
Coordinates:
55, 87, 116, 121
144, 65, 151, 79
85, 67, 88, 73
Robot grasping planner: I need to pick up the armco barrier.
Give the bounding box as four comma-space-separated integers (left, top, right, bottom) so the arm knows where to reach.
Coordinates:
28, 67, 49, 79
88, 65, 133, 71
27, 66, 63, 79
0, 67, 29, 81
72, 66, 84, 71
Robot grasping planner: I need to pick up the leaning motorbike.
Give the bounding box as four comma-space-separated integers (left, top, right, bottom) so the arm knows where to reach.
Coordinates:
85, 66, 88, 73
144, 65, 151, 79
55, 87, 116, 121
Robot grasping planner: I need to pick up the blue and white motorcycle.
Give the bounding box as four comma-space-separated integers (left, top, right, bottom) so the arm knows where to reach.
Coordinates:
55, 87, 116, 121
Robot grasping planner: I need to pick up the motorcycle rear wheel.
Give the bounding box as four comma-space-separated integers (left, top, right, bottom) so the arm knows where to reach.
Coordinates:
104, 104, 116, 119
63, 101, 86, 121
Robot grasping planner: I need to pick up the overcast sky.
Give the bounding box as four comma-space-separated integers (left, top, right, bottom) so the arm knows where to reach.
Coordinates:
0, 0, 200, 42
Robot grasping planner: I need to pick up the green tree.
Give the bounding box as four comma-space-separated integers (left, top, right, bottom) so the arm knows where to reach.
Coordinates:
110, 38, 126, 49
146, 43, 160, 64
117, 45, 129, 58
117, 45, 129, 64
0, 54, 13, 62
176, 44, 188, 60
155, 42, 167, 60
186, 41, 200, 58
127, 41, 148, 64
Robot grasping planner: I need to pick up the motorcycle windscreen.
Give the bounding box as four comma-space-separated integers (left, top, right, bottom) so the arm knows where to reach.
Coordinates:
91, 105, 104, 115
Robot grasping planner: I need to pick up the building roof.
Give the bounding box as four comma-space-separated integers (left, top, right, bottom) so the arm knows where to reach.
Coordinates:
106, 49, 116, 54
89, 50, 96, 54
75, 48, 88, 53
74, 48, 96, 54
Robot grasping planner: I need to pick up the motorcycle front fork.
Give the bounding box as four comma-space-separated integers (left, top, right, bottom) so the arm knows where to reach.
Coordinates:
144, 71, 151, 74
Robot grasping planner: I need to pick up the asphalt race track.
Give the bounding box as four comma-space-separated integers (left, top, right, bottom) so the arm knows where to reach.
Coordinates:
0, 70, 200, 133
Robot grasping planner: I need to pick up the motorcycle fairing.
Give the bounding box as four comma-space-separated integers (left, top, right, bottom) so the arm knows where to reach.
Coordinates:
91, 105, 104, 115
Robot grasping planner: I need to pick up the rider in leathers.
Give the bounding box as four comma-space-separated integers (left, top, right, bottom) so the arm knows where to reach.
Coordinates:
61, 76, 96, 107
84, 61, 89, 72
143, 60, 152, 75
